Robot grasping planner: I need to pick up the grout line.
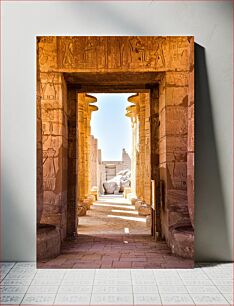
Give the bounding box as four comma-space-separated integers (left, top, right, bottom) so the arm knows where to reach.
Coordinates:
19, 262, 38, 305
90, 268, 97, 305
53, 269, 66, 305
152, 268, 163, 305
130, 268, 134, 306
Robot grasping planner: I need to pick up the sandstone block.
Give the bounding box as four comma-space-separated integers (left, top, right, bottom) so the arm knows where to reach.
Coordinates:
146, 215, 152, 228
138, 204, 151, 216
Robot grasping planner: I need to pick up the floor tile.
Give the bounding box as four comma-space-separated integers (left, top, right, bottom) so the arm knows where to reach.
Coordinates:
0, 294, 24, 305
0, 262, 15, 268
160, 294, 194, 305
216, 285, 233, 293
92, 285, 132, 294
0, 278, 32, 286
62, 278, 94, 285
55, 294, 91, 305
21, 293, 55, 305
190, 293, 229, 305
4, 272, 35, 280
181, 279, 213, 286
158, 285, 188, 294
211, 279, 233, 285
132, 278, 156, 285
31, 278, 62, 286
222, 293, 233, 304
93, 278, 132, 285
15, 262, 36, 268
156, 279, 184, 285
133, 294, 161, 305
91, 294, 133, 305
27, 285, 59, 294
0, 285, 28, 294
186, 285, 219, 293
58, 284, 92, 294
133, 285, 158, 293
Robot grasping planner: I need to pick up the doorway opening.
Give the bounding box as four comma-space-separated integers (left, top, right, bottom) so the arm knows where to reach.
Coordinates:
37, 36, 195, 268
77, 93, 151, 239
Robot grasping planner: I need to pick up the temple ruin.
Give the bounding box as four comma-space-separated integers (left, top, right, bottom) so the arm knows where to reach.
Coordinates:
37, 36, 194, 265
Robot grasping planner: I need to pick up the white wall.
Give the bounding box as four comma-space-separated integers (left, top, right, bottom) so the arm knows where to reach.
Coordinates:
1, 1, 233, 261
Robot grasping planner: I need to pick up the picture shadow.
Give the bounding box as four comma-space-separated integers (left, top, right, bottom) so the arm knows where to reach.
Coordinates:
194, 43, 232, 262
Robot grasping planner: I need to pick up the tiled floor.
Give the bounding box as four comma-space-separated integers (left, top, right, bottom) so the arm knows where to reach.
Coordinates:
38, 196, 193, 269
0, 262, 233, 305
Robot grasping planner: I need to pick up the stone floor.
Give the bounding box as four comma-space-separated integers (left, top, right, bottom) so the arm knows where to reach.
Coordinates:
0, 262, 233, 305
38, 196, 193, 269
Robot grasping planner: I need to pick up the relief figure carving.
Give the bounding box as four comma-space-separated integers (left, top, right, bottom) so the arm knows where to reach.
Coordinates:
129, 37, 146, 64
42, 73, 57, 100
62, 39, 74, 67
43, 147, 56, 191
83, 38, 97, 67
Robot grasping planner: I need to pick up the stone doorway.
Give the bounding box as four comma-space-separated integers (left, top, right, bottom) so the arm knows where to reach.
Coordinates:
37, 37, 194, 267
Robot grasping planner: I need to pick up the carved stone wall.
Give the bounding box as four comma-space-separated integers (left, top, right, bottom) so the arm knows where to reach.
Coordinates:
38, 36, 192, 74
187, 42, 195, 228
36, 56, 43, 225
37, 36, 194, 258
158, 71, 193, 251
40, 72, 68, 240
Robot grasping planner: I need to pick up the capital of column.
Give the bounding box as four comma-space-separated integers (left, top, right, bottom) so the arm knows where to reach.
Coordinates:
85, 94, 97, 104
128, 93, 139, 104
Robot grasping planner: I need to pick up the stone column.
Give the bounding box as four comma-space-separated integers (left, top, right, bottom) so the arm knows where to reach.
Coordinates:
85, 95, 98, 196
77, 94, 98, 208
40, 72, 68, 240
77, 93, 85, 202
126, 107, 137, 196
187, 42, 195, 228
144, 93, 151, 205
159, 72, 192, 251
90, 135, 98, 189
137, 94, 145, 200
67, 88, 78, 237
36, 49, 43, 225
126, 94, 138, 197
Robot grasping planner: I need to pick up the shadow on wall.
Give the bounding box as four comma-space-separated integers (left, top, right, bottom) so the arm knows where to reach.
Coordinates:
195, 44, 232, 261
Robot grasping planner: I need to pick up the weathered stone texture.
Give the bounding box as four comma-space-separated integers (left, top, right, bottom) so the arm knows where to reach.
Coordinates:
40, 72, 68, 240
66, 88, 78, 237
37, 36, 194, 259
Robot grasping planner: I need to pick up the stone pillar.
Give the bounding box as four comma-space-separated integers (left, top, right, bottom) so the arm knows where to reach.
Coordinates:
86, 96, 98, 196
144, 93, 151, 205
77, 93, 85, 202
187, 42, 195, 228
138, 94, 145, 200
36, 48, 43, 225
159, 72, 192, 248
126, 94, 138, 197
150, 86, 161, 239
67, 88, 78, 237
77, 94, 98, 205
90, 135, 98, 189
40, 72, 68, 240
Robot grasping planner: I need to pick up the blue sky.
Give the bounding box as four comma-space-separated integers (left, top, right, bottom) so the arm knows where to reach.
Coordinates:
90, 93, 134, 161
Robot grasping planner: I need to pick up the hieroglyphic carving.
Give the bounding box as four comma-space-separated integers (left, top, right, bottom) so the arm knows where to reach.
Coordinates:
61, 37, 74, 67
43, 147, 56, 191
83, 37, 97, 68
128, 37, 146, 65
38, 36, 57, 70
42, 73, 57, 100
40, 36, 192, 72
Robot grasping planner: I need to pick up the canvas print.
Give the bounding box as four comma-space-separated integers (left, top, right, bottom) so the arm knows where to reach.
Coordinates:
37, 36, 194, 268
